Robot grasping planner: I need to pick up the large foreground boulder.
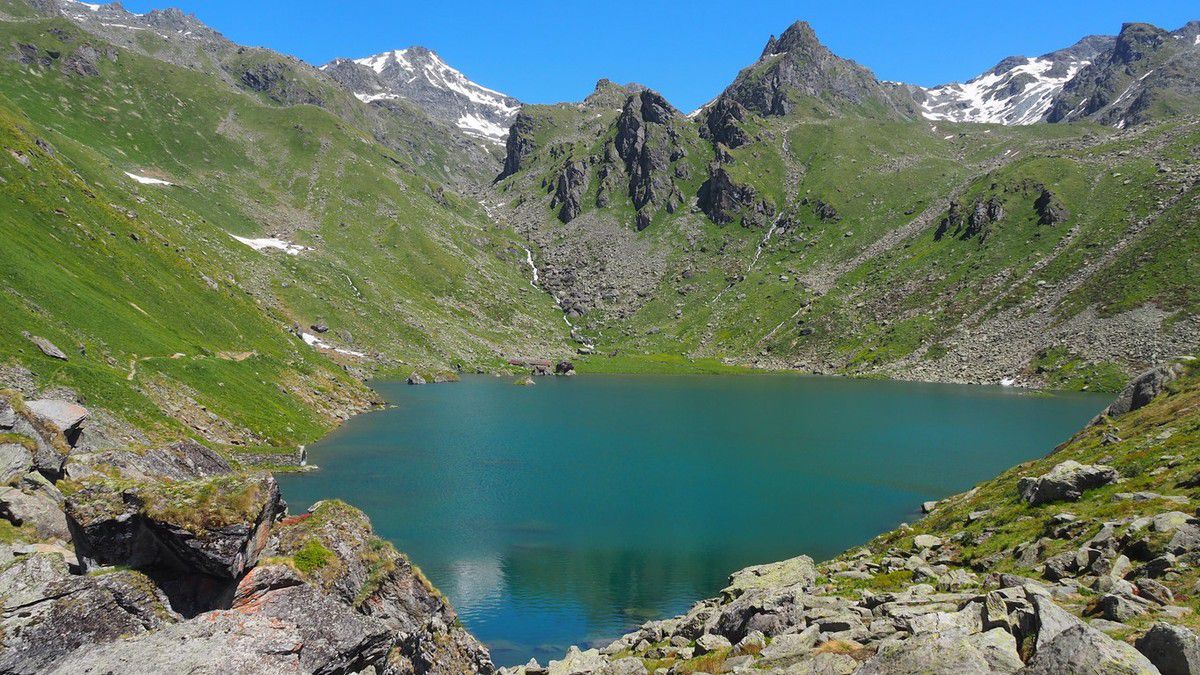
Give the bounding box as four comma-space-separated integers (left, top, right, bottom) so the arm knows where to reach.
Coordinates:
23, 399, 88, 446
65, 471, 280, 579
1135, 623, 1200, 675
1101, 363, 1185, 419
856, 631, 1001, 675
721, 555, 817, 599
0, 553, 178, 674
64, 439, 232, 482
1019, 624, 1160, 674
1018, 461, 1119, 505
0, 481, 70, 541
0, 394, 73, 476
232, 569, 393, 674
47, 611, 305, 674
0, 442, 34, 484
268, 500, 494, 674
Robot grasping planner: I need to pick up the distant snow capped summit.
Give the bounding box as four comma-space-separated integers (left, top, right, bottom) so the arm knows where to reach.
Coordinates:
919, 36, 1114, 125
322, 47, 520, 143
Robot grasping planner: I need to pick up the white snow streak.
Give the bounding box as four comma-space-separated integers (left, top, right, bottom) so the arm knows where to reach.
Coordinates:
457, 114, 509, 142
125, 171, 172, 186
522, 246, 539, 286
354, 92, 400, 103
301, 332, 366, 358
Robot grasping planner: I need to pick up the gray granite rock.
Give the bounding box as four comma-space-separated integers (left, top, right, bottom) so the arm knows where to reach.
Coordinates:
1135, 622, 1200, 675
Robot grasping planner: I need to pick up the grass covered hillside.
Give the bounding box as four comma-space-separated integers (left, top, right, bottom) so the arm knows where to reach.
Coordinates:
0, 16, 570, 451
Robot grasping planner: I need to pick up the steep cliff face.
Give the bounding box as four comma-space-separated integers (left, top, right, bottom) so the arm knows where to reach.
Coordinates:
605, 90, 689, 229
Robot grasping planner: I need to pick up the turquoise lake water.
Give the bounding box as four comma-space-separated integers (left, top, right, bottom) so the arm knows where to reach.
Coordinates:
276, 374, 1109, 666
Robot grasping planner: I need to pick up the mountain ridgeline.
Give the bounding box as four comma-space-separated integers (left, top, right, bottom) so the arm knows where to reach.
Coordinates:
494, 18, 1199, 390
0, 0, 1199, 672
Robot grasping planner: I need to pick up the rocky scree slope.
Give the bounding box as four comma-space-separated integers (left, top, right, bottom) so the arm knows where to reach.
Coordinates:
0, 388, 492, 674
509, 359, 1200, 674
494, 19, 1200, 388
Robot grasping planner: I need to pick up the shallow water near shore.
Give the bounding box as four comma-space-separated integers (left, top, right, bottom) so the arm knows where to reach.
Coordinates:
277, 374, 1109, 666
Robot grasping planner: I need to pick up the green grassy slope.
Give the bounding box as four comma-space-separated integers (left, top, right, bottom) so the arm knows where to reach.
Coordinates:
834, 358, 1200, 634
0, 17, 569, 449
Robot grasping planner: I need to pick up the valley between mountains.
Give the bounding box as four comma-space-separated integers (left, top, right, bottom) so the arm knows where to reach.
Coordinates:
1, 0, 1199, 672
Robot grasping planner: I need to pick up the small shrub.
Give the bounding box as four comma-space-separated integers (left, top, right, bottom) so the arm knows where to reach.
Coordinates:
293, 539, 333, 574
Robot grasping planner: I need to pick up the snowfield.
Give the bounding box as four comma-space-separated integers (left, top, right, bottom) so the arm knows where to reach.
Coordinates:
340, 47, 520, 142
920, 57, 1089, 125
457, 113, 510, 140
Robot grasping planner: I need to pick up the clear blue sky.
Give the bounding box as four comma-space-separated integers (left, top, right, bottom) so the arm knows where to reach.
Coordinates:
122, 0, 1197, 112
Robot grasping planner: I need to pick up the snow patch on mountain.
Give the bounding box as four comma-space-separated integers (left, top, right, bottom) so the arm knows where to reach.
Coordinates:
300, 332, 366, 358
228, 233, 312, 256
457, 113, 510, 140
920, 56, 1090, 125
354, 92, 400, 104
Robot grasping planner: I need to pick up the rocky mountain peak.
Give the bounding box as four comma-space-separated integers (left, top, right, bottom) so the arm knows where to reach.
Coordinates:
1112, 22, 1168, 64
584, 79, 648, 108
920, 34, 1116, 125
1046, 20, 1200, 128
322, 46, 521, 143
714, 19, 916, 121
628, 89, 677, 124
767, 20, 822, 57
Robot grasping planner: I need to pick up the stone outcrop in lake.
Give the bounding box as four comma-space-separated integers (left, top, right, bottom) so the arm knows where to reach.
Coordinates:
0, 389, 492, 674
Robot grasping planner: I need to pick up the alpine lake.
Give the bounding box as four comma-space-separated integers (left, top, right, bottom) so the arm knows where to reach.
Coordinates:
277, 374, 1109, 666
